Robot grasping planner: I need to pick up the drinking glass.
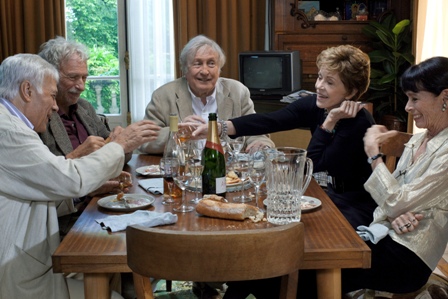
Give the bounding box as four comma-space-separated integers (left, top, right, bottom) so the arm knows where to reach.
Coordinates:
188, 159, 204, 204
232, 155, 251, 203
173, 165, 194, 213
228, 136, 245, 164
248, 151, 266, 211
188, 141, 204, 204
160, 158, 179, 205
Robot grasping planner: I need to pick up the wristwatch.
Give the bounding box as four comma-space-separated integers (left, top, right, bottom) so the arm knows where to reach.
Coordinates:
367, 153, 384, 164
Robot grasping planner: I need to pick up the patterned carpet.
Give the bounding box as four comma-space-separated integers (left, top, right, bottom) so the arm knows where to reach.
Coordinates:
344, 274, 448, 299
123, 274, 448, 299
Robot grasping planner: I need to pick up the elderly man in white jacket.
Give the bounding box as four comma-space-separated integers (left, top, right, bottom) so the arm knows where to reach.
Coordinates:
0, 54, 160, 299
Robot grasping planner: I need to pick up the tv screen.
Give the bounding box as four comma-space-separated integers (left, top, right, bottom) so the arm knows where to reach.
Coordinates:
242, 56, 283, 90
239, 51, 301, 97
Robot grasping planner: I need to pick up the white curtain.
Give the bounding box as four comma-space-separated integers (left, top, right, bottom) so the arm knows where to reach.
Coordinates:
412, 0, 448, 133
415, 0, 448, 63
126, 0, 175, 122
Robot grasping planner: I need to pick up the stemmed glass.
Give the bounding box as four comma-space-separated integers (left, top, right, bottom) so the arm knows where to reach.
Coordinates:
228, 136, 245, 164
248, 150, 266, 211
177, 125, 192, 166
173, 163, 194, 213
232, 154, 251, 203
160, 158, 179, 205
188, 141, 204, 204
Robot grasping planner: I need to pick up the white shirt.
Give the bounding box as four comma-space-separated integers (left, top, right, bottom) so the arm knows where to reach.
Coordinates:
188, 85, 217, 122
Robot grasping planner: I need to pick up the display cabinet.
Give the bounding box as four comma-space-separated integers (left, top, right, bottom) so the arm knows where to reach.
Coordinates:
272, 0, 411, 91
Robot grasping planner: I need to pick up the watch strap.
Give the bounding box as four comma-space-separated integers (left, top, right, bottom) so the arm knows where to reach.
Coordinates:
368, 153, 384, 164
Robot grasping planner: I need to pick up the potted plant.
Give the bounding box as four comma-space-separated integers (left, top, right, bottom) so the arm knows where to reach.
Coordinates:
362, 12, 415, 131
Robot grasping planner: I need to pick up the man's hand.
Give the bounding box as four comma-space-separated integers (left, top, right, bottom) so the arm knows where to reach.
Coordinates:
245, 141, 271, 153
110, 120, 161, 153
181, 115, 206, 124
66, 136, 107, 159
88, 171, 132, 196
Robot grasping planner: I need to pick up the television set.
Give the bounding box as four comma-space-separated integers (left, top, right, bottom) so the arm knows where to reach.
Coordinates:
238, 50, 301, 97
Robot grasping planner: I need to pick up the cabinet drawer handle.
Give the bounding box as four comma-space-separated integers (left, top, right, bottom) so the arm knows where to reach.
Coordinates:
342, 35, 348, 41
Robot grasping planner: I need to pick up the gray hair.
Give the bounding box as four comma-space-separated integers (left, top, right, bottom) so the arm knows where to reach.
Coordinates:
0, 54, 59, 100
38, 36, 89, 70
179, 35, 226, 75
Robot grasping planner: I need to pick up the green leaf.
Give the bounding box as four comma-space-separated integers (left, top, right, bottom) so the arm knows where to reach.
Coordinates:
392, 19, 410, 35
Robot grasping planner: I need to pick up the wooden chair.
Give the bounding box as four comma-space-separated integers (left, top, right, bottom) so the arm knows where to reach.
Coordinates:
380, 131, 413, 172
126, 222, 305, 299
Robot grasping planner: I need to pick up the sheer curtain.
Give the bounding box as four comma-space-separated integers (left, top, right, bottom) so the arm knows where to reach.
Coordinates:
126, 0, 176, 122
415, 0, 448, 63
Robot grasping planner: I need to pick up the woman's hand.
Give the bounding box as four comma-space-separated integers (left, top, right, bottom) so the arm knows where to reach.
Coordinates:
389, 212, 424, 234
363, 125, 399, 158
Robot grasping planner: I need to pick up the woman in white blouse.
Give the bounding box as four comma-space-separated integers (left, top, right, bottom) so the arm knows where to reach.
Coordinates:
343, 56, 448, 294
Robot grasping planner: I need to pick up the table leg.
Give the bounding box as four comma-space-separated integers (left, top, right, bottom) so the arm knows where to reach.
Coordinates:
84, 273, 111, 299
316, 268, 341, 299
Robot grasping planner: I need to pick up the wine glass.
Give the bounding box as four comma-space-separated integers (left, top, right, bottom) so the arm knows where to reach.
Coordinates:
232, 154, 251, 203
188, 159, 204, 204
160, 158, 179, 205
177, 125, 192, 164
228, 136, 245, 164
188, 141, 204, 204
173, 164, 195, 213
248, 150, 266, 211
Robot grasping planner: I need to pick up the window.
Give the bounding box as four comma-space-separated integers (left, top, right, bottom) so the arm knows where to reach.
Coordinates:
65, 0, 175, 128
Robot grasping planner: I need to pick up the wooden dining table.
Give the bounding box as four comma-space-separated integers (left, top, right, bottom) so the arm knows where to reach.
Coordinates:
52, 154, 370, 299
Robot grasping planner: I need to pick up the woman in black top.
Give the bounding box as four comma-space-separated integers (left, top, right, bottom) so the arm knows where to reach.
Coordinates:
191, 44, 376, 230
188, 44, 376, 299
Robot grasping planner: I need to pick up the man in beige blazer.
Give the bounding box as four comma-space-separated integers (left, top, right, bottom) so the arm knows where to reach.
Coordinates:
139, 35, 274, 154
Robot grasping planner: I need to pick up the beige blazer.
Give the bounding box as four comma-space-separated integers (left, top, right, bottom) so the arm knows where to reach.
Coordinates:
139, 77, 274, 154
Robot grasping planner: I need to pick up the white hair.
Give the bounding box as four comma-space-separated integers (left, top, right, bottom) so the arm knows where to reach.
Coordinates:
0, 54, 59, 100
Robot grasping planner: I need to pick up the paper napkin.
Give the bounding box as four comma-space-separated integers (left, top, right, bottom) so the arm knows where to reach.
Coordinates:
138, 178, 164, 195
95, 210, 178, 232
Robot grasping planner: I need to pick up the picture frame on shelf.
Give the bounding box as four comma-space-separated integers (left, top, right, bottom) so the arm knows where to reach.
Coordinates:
297, 1, 320, 20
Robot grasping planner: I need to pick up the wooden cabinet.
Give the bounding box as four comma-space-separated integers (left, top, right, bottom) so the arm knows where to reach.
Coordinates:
272, 0, 411, 91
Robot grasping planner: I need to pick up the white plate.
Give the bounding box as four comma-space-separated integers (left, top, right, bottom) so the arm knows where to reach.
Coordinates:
97, 194, 156, 212
301, 196, 322, 212
136, 165, 161, 176
262, 196, 322, 212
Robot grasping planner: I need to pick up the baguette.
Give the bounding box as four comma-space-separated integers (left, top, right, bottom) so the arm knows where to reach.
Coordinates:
196, 198, 260, 221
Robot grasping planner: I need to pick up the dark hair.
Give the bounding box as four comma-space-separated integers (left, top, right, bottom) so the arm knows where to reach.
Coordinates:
401, 56, 448, 96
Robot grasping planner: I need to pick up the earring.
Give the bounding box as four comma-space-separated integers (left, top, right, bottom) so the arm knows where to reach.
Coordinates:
442, 101, 447, 112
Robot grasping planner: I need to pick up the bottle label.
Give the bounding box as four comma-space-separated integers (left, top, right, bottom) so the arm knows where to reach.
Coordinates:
205, 140, 224, 155
216, 176, 226, 194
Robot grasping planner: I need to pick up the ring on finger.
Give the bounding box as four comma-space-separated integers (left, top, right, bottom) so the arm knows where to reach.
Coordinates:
404, 222, 412, 228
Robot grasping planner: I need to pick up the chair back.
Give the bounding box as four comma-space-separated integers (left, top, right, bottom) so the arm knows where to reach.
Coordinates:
381, 132, 413, 172
126, 222, 304, 299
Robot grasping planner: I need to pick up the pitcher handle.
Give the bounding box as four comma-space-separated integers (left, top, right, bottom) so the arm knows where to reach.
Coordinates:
301, 158, 313, 193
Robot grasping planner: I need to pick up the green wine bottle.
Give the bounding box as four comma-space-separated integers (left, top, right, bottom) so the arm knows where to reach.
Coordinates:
202, 113, 226, 197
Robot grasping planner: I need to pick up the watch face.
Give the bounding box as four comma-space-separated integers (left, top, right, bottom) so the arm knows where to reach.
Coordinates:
367, 157, 373, 164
